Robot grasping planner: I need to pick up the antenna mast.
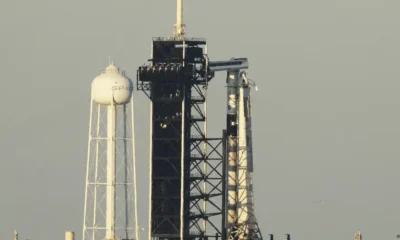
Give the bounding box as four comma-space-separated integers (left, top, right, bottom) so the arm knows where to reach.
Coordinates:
174, 0, 185, 39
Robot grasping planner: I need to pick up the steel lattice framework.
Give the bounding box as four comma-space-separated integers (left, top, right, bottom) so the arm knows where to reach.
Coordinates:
137, 38, 226, 239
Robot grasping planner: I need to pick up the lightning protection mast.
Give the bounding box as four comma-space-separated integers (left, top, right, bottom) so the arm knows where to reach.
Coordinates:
82, 63, 139, 240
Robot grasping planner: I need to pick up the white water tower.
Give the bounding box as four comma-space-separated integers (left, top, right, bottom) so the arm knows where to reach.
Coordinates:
82, 63, 139, 240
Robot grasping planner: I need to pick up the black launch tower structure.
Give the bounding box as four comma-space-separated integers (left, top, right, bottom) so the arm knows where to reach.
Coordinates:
137, 38, 226, 239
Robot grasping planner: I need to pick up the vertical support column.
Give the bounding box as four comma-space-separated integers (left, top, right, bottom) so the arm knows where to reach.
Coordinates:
92, 105, 101, 240
180, 40, 187, 240
202, 86, 208, 234
106, 104, 116, 239
222, 129, 227, 240
131, 97, 140, 240
148, 100, 153, 240
226, 70, 240, 236
148, 40, 154, 240
203, 43, 209, 236
180, 83, 186, 240
83, 99, 94, 240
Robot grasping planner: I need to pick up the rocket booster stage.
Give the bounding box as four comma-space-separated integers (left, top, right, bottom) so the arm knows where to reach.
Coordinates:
225, 70, 262, 240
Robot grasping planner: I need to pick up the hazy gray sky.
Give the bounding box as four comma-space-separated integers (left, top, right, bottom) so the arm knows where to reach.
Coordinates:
1, 0, 400, 239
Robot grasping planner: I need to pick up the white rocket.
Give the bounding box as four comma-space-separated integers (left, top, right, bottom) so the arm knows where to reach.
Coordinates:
226, 70, 262, 240
236, 72, 259, 239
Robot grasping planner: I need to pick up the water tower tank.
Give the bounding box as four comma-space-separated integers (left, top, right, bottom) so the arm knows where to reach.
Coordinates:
91, 64, 133, 105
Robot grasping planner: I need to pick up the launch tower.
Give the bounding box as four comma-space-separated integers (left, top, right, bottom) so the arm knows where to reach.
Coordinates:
137, 27, 226, 240
137, 0, 263, 239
